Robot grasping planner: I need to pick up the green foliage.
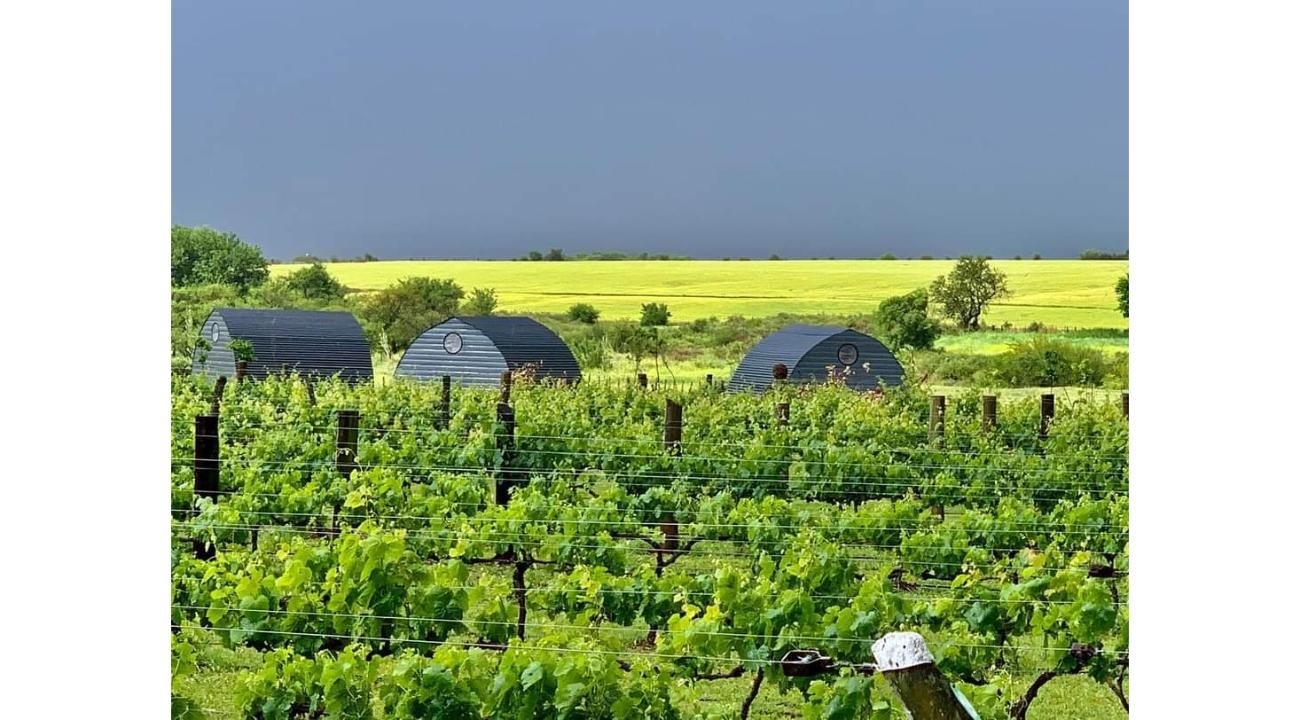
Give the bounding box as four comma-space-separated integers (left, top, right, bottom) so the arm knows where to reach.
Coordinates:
992, 337, 1112, 387
1115, 273, 1128, 318
546, 248, 566, 261
930, 256, 1010, 330
463, 287, 499, 316
278, 262, 347, 300
608, 322, 661, 370
640, 302, 671, 327
228, 338, 255, 363
879, 253, 897, 260
572, 336, 612, 370
874, 289, 941, 351
238, 647, 377, 720
1079, 249, 1128, 260
359, 277, 464, 356
567, 303, 601, 324
171, 225, 269, 291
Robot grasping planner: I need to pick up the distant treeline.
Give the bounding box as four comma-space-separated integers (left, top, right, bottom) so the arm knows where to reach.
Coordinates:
1079, 249, 1129, 260
269, 248, 1131, 263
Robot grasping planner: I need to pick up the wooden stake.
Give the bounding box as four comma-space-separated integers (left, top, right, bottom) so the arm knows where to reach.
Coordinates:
872, 633, 978, 720
500, 370, 513, 404
663, 399, 682, 454
929, 396, 946, 444
193, 414, 219, 560
234, 360, 247, 383
982, 394, 997, 431
335, 410, 359, 478
776, 401, 790, 427
495, 402, 517, 506
1121, 392, 1129, 419
637, 372, 648, 389
1040, 393, 1055, 440
440, 375, 452, 429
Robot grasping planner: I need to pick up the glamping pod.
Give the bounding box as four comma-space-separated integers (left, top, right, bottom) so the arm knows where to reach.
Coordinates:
395, 316, 581, 387
727, 324, 903, 392
192, 308, 374, 384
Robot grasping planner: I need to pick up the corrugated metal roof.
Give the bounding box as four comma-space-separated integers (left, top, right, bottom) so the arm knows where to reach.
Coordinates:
728, 324, 903, 392
394, 316, 580, 386
201, 308, 373, 383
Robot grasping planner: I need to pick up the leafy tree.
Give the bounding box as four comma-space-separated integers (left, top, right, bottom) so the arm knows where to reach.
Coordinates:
280, 262, 346, 300
567, 303, 600, 324
359, 277, 464, 356
768, 254, 782, 261
640, 302, 671, 327
526, 250, 544, 261
545, 248, 565, 261
463, 287, 499, 315
171, 225, 269, 291
875, 289, 941, 350
929, 256, 1010, 330
1116, 273, 1129, 318
609, 323, 660, 371
879, 253, 897, 260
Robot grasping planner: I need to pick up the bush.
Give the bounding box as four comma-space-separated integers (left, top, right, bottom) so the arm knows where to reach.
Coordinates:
359, 277, 464, 355
566, 303, 600, 324
640, 302, 671, 327
279, 262, 346, 300
991, 337, 1110, 387
462, 287, 499, 315
879, 253, 897, 260
571, 336, 611, 370
1116, 273, 1129, 318
171, 225, 269, 291
874, 289, 941, 350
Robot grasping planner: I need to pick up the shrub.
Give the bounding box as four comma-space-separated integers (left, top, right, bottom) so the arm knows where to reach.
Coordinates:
571, 336, 611, 369
463, 287, 499, 315
171, 225, 269, 291
879, 253, 897, 260
992, 337, 1110, 387
280, 262, 345, 300
545, 248, 565, 261
567, 303, 600, 324
1116, 273, 1129, 318
359, 277, 464, 355
874, 289, 941, 350
640, 302, 671, 327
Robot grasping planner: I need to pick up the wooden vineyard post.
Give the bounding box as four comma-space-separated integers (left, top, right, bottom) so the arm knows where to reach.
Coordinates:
439, 375, 452, 429
777, 401, 790, 427
1039, 393, 1055, 440
705, 373, 713, 389
772, 363, 788, 384
335, 410, 360, 478
192, 414, 220, 560
981, 395, 997, 431
929, 395, 946, 445
208, 376, 228, 416
495, 402, 517, 506
872, 633, 978, 720
660, 399, 683, 568
500, 370, 513, 404
1122, 392, 1129, 419
234, 360, 247, 383
637, 372, 648, 389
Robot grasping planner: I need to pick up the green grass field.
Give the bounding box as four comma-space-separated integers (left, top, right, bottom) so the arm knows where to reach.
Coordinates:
272, 259, 1128, 329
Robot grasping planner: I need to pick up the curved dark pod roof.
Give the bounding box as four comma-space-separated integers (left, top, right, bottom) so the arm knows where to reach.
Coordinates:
192, 308, 374, 383
395, 316, 580, 386
727, 324, 903, 392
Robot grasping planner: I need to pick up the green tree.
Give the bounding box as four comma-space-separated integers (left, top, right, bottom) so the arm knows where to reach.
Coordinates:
359, 277, 464, 356
526, 250, 544, 261
640, 302, 671, 327
545, 248, 566, 261
609, 322, 660, 371
1116, 273, 1129, 318
875, 289, 942, 350
567, 303, 600, 324
171, 225, 269, 291
929, 256, 1010, 330
463, 287, 499, 315
279, 262, 346, 300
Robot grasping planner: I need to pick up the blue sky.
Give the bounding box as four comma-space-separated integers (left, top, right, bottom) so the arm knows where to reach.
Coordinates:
173, 1, 1127, 260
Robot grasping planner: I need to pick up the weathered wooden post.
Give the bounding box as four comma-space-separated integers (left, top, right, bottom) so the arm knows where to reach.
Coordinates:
495, 402, 517, 506
500, 370, 513, 404
1121, 391, 1129, 419
440, 375, 452, 429
772, 363, 788, 383
208, 376, 228, 416
335, 410, 360, 478
663, 399, 683, 454
981, 395, 997, 431
777, 402, 790, 427
193, 414, 220, 559
1039, 393, 1055, 440
705, 373, 713, 389
872, 632, 978, 720
234, 360, 247, 383
637, 372, 648, 389
929, 395, 946, 444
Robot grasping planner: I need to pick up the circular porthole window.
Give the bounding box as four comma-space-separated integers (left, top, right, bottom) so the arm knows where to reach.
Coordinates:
443, 332, 464, 354
837, 343, 859, 366
212, 325, 220, 343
